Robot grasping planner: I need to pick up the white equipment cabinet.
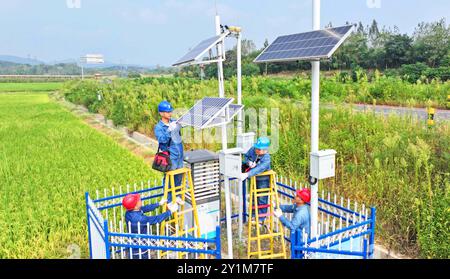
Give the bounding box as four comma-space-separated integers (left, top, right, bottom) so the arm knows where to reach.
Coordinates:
219, 147, 243, 178
310, 149, 337, 180
183, 150, 221, 239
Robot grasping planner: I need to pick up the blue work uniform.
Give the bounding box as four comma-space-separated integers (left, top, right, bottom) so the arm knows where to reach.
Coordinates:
125, 203, 171, 259
244, 147, 271, 220
154, 119, 184, 202
279, 204, 311, 235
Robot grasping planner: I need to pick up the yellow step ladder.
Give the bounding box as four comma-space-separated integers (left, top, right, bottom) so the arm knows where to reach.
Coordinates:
247, 170, 286, 259
160, 168, 202, 258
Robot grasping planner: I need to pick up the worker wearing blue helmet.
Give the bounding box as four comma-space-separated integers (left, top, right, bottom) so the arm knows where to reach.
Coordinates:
154, 100, 184, 202
241, 137, 272, 223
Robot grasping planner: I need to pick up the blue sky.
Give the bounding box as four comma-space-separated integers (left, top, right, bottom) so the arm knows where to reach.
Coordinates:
0, 0, 449, 66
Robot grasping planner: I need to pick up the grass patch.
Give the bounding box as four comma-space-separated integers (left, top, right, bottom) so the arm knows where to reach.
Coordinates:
0, 82, 63, 92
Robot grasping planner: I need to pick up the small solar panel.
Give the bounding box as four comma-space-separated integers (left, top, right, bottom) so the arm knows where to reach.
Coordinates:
177, 97, 234, 129
173, 32, 229, 67
208, 104, 244, 127
254, 25, 354, 63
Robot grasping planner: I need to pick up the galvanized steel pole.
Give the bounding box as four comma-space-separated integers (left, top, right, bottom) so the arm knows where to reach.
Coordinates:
310, 0, 321, 240
216, 14, 234, 259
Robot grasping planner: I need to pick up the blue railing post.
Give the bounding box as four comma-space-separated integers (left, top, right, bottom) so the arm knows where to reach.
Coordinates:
290, 231, 296, 259
362, 239, 368, 259
298, 230, 306, 259
243, 179, 247, 223
85, 192, 93, 259
104, 220, 110, 259
369, 207, 376, 258
215, 226, 221, 259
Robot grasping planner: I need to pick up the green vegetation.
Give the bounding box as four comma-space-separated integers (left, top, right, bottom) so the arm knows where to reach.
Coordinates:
62, 77, 450, 258
0, 82, 63, 92
0, 93, 159, 258
178, 19, 450, 83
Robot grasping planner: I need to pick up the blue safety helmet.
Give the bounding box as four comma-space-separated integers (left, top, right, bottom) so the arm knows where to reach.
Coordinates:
254, 137, 271, 150
158, 100, 174, 112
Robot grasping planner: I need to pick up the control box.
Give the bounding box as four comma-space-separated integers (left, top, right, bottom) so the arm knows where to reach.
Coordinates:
219, 148, 243, 178
310, 149, 337, 180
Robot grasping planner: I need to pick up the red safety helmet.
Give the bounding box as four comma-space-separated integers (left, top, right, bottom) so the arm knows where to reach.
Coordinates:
296, 188, 311, 203
122, 194, 140, 210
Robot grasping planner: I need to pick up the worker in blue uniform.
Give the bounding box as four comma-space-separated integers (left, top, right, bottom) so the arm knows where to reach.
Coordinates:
122, 193, 181, 259
240, 137, 272, 223
274, 188, 311, 235
154, 100, 184, 202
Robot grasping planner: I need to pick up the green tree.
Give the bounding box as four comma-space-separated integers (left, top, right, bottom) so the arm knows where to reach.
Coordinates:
384, 34, 413, 68
413, 19, 450, 67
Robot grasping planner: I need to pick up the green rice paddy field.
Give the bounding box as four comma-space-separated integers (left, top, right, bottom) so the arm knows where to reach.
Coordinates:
0, 92, 159, 258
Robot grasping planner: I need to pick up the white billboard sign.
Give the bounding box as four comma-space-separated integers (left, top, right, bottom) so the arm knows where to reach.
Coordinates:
80, 54, 104, 64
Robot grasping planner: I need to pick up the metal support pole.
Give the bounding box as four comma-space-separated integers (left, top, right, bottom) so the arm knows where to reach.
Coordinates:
216, 14, 233, 259
236, 32, 243, 135
81, 64, 84, 80
236, 31, 244, 240
310, 0, 321, 240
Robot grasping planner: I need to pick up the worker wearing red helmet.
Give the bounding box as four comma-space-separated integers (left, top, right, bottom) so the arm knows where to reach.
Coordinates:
122, 193, 182, 259
274, 188, 311, 235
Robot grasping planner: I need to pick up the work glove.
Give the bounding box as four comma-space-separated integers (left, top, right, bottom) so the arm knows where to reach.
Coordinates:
175, 196, 185, 206
248, 161, 257, 168
240, 173, 249, 181
168, 121, 179, 132
158, 198, 167, 206
167, 202, 179, 213
274, 208, 283, 218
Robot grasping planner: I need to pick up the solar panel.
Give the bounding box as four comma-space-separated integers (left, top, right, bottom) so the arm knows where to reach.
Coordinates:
173, 32, 229, 67
177, 97, 234, 129
254, 25, 354, 63
208, 104, 244, 127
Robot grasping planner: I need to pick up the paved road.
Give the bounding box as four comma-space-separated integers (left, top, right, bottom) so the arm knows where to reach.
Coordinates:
324, 104, 450, 122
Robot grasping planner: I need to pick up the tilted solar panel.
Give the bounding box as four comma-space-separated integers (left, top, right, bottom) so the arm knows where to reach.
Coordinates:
254, 25, 354, 63
173, 32, 229, 67
177, 97, 234, 129
207, 104, 244, 127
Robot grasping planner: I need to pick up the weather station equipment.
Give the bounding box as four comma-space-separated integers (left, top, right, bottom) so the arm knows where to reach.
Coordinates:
173, 14, 248, 258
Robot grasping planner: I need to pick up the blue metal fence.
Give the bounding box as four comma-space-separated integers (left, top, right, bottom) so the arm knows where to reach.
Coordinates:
222, 177, 376, 259
86, 176, 376, 259
85, 182, 221, 259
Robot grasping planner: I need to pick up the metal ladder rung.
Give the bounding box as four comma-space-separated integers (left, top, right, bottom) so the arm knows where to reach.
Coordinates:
255, 194, 274, 199
248, 233, 283, 241
258, 253, 286, 259
253, 188, 271, 193
248, 250, 273, 256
